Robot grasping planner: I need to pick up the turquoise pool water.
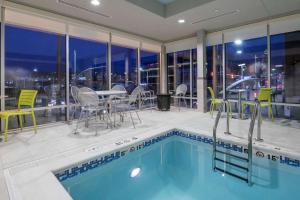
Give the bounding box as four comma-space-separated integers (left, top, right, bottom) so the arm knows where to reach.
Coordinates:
60, 136, 300, 200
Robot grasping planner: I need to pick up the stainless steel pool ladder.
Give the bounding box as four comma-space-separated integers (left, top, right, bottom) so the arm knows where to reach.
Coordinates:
212, 100, 260, 186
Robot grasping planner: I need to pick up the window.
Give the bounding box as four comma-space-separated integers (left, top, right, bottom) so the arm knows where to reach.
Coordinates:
192, 49, 197, 107
176, 50, 191, 97
225, 37, 268, 101
111, 45, 137, 93
206, 44, 223, 100
5, 24, 66, 127
167, 49, 197, 108
167, 53, 175, 93
270, 31, 300, 119
140, 50, 160, 94
69, 36, 108, 92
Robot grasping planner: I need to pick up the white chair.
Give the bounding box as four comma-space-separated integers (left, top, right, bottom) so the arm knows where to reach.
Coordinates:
74, 87, 112, 135
70, 86, 80, 120
140, 86, 156, 110
174, 84, 188, 111
112, 86, 142, 128
111, 84, 127, 99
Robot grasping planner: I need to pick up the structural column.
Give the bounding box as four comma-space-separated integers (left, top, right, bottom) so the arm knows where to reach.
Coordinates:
160, 45, 167, 94
196, 30, 207, 112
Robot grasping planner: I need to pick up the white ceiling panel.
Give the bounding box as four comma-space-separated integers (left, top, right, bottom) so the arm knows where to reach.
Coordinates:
5, 0, 300, 42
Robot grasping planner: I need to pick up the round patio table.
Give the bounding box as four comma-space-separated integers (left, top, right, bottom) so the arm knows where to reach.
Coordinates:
229, 89, 247, 119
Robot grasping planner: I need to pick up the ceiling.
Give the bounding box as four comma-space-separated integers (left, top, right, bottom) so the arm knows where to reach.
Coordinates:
7, 0, 300, 42
127, 0, 214, 18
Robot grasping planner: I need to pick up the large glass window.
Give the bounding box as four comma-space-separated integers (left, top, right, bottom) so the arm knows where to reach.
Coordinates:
167, 53, 175, 93
206, 44, 223, 99
140, 50, 160, 94
111, 45, 137, 93
176, 50, 191, 97
167, 49, 197, 108
271, 31, 300, 119
5, 24, 66, 127
69, 37, 108, 91
192, 49, 197, 107
225, 37, 268, 101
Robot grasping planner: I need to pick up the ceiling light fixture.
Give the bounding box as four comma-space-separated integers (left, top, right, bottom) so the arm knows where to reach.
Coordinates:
234, 39, 242, 45
236, 50, 242, 54
91, 0, 100, 6
178, 19, 185, 24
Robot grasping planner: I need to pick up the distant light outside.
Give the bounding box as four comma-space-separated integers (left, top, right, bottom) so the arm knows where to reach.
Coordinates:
236, 50, 242, 54
91, 0, 100, 6
234, 39, 243, 45
178, 19, 185, 24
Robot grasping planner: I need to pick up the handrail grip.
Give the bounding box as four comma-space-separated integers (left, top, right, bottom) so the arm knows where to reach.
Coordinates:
247, 100, 260, 185
212, 100, 227, 170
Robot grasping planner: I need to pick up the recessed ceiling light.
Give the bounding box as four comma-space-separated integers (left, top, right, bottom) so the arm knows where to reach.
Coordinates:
91, 0, 100, 6
178, 19, 185, 24
234, 39, 242, 45
236, 50, 242, 54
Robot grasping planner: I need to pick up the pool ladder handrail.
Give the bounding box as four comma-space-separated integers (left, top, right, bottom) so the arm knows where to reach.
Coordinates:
212, 99, 260, 186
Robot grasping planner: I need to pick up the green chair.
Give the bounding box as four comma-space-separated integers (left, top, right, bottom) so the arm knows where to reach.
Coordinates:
242, 88, 274, 121
208, 87, 231, 116
0, 90, 38, 142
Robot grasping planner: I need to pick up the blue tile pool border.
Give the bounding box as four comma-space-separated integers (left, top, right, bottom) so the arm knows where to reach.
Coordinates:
54, 129, 300, 182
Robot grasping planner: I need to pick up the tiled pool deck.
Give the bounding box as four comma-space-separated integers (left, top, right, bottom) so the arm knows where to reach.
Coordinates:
0, 108, 300, 200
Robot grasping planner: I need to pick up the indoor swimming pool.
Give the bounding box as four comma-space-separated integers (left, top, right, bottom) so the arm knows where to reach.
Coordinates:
57, 131, 300, 200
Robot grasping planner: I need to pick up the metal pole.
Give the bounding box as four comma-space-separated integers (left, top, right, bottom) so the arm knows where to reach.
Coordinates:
267, 24, 271, 88
224, 100, 231, 135
212, 101, 224, 170
222, 32, 226, 101
137, 45, 141, 86
189, 49, 193, 108
66, 25, 70, 122
1, 7, 6, 137
108, 33, 112, 89
256, 102, 263, 141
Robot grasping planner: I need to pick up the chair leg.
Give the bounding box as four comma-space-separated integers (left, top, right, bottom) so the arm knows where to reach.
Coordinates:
31, 112, 37, 134
74, 110, 84, 134
128, 111, 136, 128
95, 111, 98, 136
4, 117, 9, 142
209, 102, 213, 116
135, 110, 141, 123
225, 102, 231, 117
106, 110, 113, 129
269, 105, 274, 122
18, 115, 23, 130
211, 102, 215, 117
241, 104, 245, 119
228, 101, 232, 118
183, 98, 188, 108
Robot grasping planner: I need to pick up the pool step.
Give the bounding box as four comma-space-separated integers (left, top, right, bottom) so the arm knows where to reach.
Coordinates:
214, 167, 248, 183
215, 150, 248, 161
214, 157, 248, 171
214, 149, 250, 183
212, 100, 259, 186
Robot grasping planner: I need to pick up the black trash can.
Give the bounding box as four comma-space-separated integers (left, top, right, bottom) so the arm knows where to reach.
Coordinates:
157, 94, 171, 111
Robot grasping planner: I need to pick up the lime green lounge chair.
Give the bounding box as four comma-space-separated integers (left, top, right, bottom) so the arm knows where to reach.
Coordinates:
242, 88, 274, 121
0, 90, 38, 142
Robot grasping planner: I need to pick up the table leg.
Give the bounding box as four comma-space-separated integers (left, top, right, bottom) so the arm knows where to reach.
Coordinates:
238, 92, 242, 119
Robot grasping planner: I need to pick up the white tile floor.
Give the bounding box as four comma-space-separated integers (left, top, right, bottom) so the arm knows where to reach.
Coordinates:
0, 108, 300, 200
